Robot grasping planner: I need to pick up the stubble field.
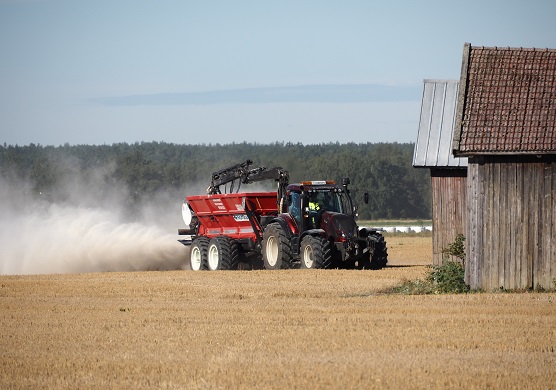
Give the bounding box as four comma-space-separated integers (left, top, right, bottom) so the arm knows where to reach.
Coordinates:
1, 235, 555, 389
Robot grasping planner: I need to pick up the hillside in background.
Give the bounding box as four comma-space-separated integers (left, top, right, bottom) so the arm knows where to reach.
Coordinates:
0, 142, 431, 220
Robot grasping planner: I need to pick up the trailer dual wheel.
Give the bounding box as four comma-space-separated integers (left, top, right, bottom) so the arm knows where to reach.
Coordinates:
262, 223, 292, 270
190, 237, 209, 271
207, 236, 239, 271
300, 235, 332, 269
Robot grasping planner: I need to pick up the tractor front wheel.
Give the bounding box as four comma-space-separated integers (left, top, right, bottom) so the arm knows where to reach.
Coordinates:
262, 223, 292, 270
300, 235, 332, 269
369, 233, 388, 269
364, 233, 388, 270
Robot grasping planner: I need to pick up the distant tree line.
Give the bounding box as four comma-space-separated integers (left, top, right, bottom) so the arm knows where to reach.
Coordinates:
0, 141, 431, 219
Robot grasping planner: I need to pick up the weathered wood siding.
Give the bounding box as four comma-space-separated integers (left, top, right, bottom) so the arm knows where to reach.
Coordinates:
466, 156, 556, 290
430, 168, 467, 265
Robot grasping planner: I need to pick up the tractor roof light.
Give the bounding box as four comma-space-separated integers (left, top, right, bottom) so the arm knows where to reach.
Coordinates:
300, 180, 336, 186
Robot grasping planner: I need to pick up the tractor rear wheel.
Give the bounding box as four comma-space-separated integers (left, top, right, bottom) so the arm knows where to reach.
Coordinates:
207, 236, 239, 271
300, 235, 332, 269
262, 223, 292, 270
190, 237, 209, 271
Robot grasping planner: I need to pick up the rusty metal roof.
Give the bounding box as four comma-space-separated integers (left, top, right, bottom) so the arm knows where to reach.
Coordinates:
453, 43, 556, 155
413, 80, 467, 168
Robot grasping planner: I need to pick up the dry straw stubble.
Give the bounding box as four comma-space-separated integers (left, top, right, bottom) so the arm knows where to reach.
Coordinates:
1, 236, 555, 389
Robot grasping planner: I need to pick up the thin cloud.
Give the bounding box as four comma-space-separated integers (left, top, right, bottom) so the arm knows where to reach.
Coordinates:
86, 84, 421, 106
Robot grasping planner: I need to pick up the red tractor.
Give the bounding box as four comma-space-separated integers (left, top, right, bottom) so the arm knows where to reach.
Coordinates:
178, 160, 387, 270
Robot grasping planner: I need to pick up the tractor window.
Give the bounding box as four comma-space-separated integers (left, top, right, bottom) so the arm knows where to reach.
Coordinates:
288, 192, 301, 224
338, 192, 352, 215
308, 190, 344, 213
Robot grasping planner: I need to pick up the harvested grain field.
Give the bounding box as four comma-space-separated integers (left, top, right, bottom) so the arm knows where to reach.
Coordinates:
1, 235, 555, 389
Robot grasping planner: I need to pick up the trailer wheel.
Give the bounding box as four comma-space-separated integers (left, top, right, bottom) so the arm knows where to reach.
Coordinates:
207, 237, 239, 271
262, 223, 292, 270
190, 237, 209, 271
300, 235, 332, 269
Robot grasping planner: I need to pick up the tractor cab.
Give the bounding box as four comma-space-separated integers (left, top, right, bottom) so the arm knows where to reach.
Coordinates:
285, 180, 355, 231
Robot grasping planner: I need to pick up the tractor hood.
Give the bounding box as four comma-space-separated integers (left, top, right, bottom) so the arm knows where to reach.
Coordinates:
320, 211, 358, 239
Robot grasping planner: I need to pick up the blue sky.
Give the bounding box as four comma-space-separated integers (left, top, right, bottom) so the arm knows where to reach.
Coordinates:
1, 0, 555, 146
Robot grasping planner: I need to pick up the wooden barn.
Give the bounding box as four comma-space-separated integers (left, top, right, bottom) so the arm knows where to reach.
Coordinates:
413, 80, 468, 265
453, 43, 556, 290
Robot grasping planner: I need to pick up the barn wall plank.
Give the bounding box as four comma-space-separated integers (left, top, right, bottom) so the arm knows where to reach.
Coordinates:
516, 162, 527, 288
533, 163, 542, 286
493, 162, 502, 289
541, 163, 553, 287
536, 163, 545, 288
511, 162, 519, 289
475, 160, 488, 284
551, 164, 556, 289
431, 175, 440, 265
531, 162, 542, 288
522, 163, 531, 289
485, 161, 494, 288
466, 162, 478, 287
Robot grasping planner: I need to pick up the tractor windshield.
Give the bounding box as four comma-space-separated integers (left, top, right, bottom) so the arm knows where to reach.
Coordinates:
287, 187, 354, 227
307, 189, 350, 214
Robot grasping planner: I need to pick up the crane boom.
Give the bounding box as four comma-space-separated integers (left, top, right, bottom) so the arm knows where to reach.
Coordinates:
206, 160, 289, 211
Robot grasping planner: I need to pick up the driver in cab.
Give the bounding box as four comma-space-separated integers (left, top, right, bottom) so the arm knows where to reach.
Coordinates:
308, 192, 333, 228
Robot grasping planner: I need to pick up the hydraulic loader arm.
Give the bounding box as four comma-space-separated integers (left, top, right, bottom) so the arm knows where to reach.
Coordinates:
207, 160, 253, 194
246, 166, 290, 212
206, 160, 290, 212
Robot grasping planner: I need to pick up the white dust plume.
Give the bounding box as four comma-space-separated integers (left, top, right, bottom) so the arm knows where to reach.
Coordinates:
0, 174, 188, 275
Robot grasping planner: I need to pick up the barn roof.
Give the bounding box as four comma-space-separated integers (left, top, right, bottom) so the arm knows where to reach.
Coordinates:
413, 79, 468, 168
453, 43, 556, 156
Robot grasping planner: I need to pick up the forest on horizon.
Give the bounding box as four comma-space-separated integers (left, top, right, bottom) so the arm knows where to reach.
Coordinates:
0, 141, 431, 220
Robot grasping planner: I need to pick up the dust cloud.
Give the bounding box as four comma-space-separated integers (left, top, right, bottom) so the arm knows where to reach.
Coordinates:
0, 172, 189, 275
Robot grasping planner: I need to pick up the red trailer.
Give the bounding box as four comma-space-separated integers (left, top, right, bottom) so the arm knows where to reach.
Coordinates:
179, 191, 282, 271
185, 191, 279, 241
